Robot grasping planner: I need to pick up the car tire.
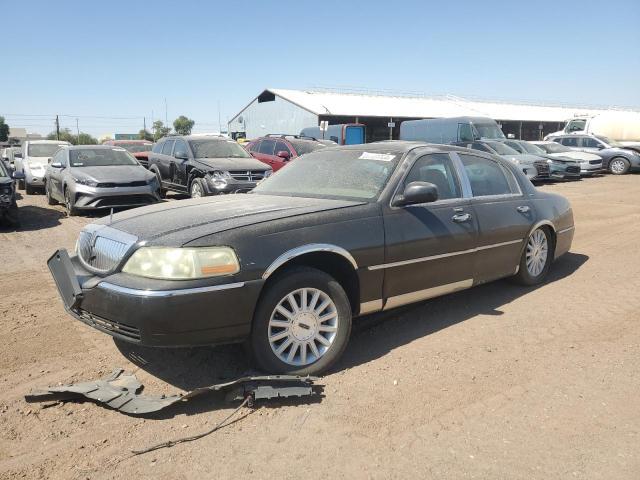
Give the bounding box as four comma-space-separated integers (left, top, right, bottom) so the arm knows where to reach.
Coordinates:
18, 179, 25, 190
64, 188, 78, 217
45, 182, 58, 205
152, 169, 166, 198
190, 178, 207, 198
25, 184, 35, 195
513, 227, 553, 286
608, 157, 630, 175
250, 266, 352, 375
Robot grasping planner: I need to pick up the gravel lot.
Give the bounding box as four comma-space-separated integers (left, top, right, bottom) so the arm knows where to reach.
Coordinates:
1, 175, 639, 479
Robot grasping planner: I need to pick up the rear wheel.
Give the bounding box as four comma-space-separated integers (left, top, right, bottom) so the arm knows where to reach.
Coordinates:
18, 179, 25, 190
513, 227, 552, 285
609, 157, 630, 175
250, 267, 352, 375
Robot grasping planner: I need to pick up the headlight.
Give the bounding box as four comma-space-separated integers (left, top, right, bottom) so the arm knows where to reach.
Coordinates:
212, 171, 231, 179
122, 246, 240, 280
74, 178, 99, 187
263, 169, 273, 178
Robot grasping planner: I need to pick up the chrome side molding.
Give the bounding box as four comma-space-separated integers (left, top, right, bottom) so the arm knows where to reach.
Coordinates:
359, 299, 384, 315
98, 281, 245, 298
384, 279, 473, 310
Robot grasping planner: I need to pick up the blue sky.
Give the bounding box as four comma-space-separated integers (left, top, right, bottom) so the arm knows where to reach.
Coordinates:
4, 0, 640, 137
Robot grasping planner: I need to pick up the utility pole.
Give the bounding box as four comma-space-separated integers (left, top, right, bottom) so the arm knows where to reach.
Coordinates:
55, 115, 60, 140
76, 118, 80, 143
143, 116, 146, 137
218, 101, 222, 134
164, 98, 168, 127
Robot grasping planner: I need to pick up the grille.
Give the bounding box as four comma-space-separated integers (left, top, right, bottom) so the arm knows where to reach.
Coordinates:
91, 195, 156, 208
228, 170, 265, 182
589, 160, 601, 165
76, 225, 138, 274
566, 165, 580, 174
534, 161, 550, 178
96, 181, 148, 188
78, 310, 141, 341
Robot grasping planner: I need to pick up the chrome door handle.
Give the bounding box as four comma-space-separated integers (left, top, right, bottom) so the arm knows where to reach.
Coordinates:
517, 206, 530, 213
452, 213, 471, 223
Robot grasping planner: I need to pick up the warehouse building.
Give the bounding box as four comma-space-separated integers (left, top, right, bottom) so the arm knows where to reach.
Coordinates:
228, 88, 636, 142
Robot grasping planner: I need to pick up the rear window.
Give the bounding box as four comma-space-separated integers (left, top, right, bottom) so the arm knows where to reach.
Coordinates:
289, 140, 327, 156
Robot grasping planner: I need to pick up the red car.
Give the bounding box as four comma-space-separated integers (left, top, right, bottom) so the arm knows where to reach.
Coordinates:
104, 140, 154, 168
245, 135, 336, 171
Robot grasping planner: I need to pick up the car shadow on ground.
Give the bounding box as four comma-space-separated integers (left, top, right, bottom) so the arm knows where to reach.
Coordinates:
0, 205, 66, 232
113, 251, 588, 417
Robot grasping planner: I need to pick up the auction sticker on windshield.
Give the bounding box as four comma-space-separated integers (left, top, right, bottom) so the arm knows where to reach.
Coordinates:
359, 152, 396, 162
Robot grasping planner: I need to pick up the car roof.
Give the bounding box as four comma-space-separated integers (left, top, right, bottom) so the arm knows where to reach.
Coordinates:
65, 145, 127, 150
329, 141, 471, 156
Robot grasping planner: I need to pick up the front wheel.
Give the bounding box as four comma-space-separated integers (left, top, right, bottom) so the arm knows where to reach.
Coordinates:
190, 178, 207, 198
64, 189, 78, 216
45, 181, 58, 205
609, 157, 630, 175
250, 267, 352, 375
513, 227, 552, 286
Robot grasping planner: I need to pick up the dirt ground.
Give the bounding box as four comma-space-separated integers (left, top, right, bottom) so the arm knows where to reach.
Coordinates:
1, 175, 639, 479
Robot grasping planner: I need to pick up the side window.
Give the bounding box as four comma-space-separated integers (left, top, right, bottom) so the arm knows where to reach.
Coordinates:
248, 141, 259, 152
458, 123, 474, 142
471, 142, 492, 153
173, 139, 189, 158
258, 139, 276, 155
161, 140, 175, 155
459, 154, 514, 197
404, 153, 461, 201
274, 141, 292, 156
560, 137, 578, 147
152, 142, 163, 153
581, 137, 601, 148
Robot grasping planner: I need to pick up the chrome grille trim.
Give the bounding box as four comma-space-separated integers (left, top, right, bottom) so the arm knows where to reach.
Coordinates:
76, 224, 139, 275
228, 170, 265, 182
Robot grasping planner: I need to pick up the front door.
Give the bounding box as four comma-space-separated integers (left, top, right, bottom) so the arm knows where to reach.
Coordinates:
455, 152, 534, 284
380, 152, 479, 309
171, 139, 191, 186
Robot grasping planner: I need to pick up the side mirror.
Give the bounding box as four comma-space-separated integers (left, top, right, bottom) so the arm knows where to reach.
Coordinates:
393, 181, 439, 207
50, 162, 63, 169
597, 144, 605, 150
276, 150, 290, 160
12, 171, 25, 180
174, 152, 188, 160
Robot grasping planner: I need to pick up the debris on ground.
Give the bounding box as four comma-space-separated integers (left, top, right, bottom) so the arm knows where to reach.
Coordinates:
24, 368, 321, 415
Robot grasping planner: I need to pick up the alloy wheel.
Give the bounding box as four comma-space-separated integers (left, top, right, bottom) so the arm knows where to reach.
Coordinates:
526, 229, 548, 277
610, 159, 626, 174
268, 287, 339, 366
191, 182, 203, 198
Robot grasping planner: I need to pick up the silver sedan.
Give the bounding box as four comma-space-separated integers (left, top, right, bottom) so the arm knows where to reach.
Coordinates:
44, 145, 161, 215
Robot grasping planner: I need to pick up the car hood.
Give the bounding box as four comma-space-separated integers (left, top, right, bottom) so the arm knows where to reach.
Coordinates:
500, 153, 541, 165
192, 157, 269, 171
549, 151, 601, 162
25, 156, 50, 167
70, 165, 154, 183
96, 194, 365, 245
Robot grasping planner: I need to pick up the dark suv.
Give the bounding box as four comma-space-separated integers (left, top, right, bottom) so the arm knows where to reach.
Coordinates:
246, 135, 336, 171
0, 160, 24, 227
148, 135, 272, 198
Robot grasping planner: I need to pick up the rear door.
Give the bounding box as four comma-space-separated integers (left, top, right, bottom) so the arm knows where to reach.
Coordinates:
380, 152, 479, 308
455, 152, 534, 284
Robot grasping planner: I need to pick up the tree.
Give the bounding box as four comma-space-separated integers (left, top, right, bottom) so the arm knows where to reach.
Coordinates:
173, 115, 195, 136
152, 120, 171, 141
0, 116, 9, 142
138, 129, 153, 141
46, 128, 98, 145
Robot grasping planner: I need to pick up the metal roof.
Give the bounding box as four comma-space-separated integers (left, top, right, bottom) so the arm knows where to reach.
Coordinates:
255, 88, 638, 123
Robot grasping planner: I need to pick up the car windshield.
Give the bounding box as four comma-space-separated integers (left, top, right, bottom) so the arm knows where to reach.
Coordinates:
485, 141, 519, 155
117, 143, 152, 153
28, 144, 66, 157
504, 141, 525, 153
474, 123, 506, 139
189, 139, 250, 158
519, 142, 546, 155
595, 135, 622, 147
290, 140, 327, 156
69, 148, 138, 167
253, 149, 400, 201
539, 142, 570, 153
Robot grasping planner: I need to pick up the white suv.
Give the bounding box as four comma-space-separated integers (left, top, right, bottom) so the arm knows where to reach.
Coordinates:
15, 140, 70, 194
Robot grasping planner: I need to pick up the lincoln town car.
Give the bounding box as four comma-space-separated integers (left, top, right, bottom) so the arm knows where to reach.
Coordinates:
48, 142, 574, 374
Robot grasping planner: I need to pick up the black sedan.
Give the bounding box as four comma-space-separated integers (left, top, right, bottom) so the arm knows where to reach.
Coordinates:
48, 142, 575, 374
0, 160, 23, 227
